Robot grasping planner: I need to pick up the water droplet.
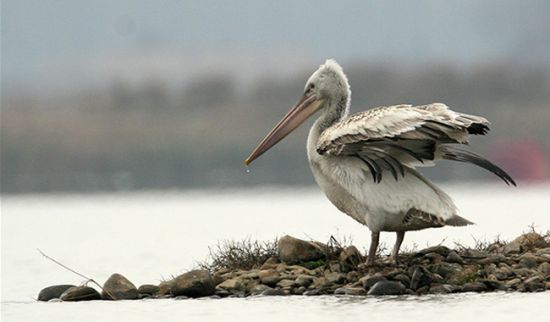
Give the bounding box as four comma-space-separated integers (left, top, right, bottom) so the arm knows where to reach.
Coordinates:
245, 166, 251, 174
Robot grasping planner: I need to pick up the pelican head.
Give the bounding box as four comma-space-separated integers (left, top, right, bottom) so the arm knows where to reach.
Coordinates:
245, 59, 350, 166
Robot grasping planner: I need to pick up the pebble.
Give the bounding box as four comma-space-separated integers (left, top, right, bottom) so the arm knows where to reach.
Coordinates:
38, 285, 75, 301
170, 270, 215, 298
334, 287, 367, 296
278, 235, 325, 264
61, 286, 102, 301
102, 273, 139, 300
137, 284, 160, 296
518, 253, 540, 269
360, 275, 386, 289
367, 281, 406, 296
445, 251, 464, 264
461, 282, 488, 293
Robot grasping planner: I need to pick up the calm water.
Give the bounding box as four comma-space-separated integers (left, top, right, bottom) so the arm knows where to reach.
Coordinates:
2, 184, 550, 322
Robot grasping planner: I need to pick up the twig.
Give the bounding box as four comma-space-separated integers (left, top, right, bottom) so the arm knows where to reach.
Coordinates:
37, 248, 117, 300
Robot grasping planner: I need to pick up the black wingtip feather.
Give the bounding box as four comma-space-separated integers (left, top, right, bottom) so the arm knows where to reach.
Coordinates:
442, 146, 516, 186
467, 123, 490, 135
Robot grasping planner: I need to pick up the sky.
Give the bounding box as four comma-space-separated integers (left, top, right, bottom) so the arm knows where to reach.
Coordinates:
2, 0, 550, 93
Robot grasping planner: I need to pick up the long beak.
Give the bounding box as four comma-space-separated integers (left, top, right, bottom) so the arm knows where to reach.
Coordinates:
245, 94, 324, 166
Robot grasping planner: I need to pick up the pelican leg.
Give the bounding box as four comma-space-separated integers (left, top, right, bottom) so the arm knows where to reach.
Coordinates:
390, 231, 405, 264
365, 231, 380, 266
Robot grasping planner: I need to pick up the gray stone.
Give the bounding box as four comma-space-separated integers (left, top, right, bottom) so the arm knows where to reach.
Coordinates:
249, 284, 272, 295
258, 269, 282, 286
445, 251, 464, 264
170, 270, 215, 298
494, 266, 514, 280
261, 288, 287, 296
392, 274, 410, 287
410, 266, 432, 290
61, 286, 101, 301
523, 276, 545, 292
416, 245, 451, 257
538, 262, 550, 275
478, 254, 507, 265
518, 253, 540, 269
324, 271, 346, 284
360, 275, 387, 289
277, 235, 325, 264
429, 284, 456, 294
214, 287, 231, 297
102, 273, 139, 300
38, 284, 75, 301
505, 278, 522, 290
536, 247, 550, 255
158, 279, 175, 296
513, 267, 534, 277
295, 275, 314, 287
429, 262, 463, 279
137, 284, 159, 296
277, 279, 296, 288
303, 289, 323, 296
334, 287, 367, 296
217, 278, 245, 291
461, 282, 488, 293
367, 281, 406, 296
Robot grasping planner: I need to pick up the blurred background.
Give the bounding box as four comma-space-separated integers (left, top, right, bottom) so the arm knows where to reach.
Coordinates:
2, 0, 550, 194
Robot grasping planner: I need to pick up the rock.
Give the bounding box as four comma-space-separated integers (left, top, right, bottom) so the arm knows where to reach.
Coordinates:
277, 279, 296, 288
293, 286, 307, 295
536, 247, 550, 255
339, 246, 363, 271
505, 278, 522, 290
334, 287, 367, 296
512, 267, 534, 277
217, 278, 245, 291
249, 284, 272, 295
324, 271, 346, 284
522, 276, 545, 292
461, 282, 488, 293
158, 279, 175, 296
261, 288, 287, 296
295, 274, 314, 287
410, 266, 432, 290
38, 285, 75, 301
506, 232, 549, 253
277, 235, 325, 264
429, 284, 456, 294
303, 289, 323, 296
214, 287, 231, 297
61, 286, 101, 301
445, 251, 464, 264
258, 269, 282, 286
392, 274, 411, 287
479, 279, 504, 291
424, 252, 445, 262
478, 254, 507, 265
102, 273, 139, 300
367, 281, 406, 296
48, 298, 63, 303
137, 284, 159, 296
494, 266, 514, 280
538, 262, 550, 275
170, 270, 215, 298
312, 277, 330, 289
429, 262, 463, 279
360, 275, 387, 289
518, 253, 540, 269
416, 245, 451, 257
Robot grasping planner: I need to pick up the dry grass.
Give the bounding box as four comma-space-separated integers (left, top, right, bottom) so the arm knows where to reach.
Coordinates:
198, 238, 278, 272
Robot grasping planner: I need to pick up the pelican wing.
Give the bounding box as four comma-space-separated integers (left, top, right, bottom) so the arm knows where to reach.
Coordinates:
316, 103, 515, 185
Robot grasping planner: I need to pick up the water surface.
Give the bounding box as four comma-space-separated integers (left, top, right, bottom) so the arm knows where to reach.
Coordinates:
2, 184, 550, 321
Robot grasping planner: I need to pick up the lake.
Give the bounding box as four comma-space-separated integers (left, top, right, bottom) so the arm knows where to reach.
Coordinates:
2, 183, 550, 321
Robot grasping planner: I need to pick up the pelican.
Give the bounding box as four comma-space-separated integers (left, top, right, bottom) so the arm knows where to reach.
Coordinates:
245, 59, 515, 265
